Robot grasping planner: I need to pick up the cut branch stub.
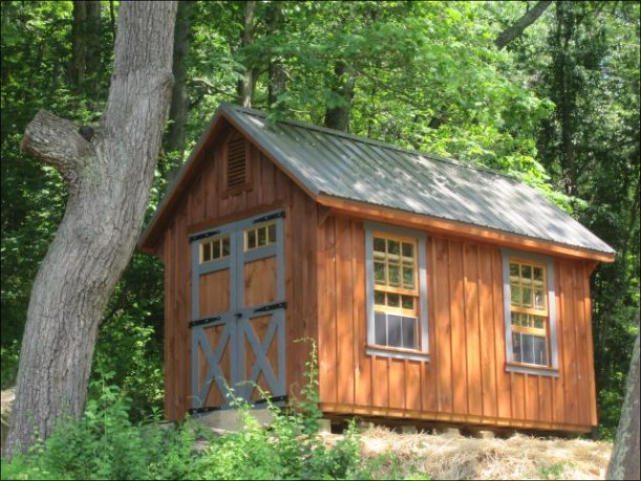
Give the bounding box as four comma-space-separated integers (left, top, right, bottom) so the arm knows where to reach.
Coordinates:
21, 110, 93, 184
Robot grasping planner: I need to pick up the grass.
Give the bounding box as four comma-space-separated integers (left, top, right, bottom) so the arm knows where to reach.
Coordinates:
320, 425, 612, 480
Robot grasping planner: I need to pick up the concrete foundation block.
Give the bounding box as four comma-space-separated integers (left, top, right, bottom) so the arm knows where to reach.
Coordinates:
440, 426, 461, 437
400, 425, 418, 434
196, 408, 273, 432
318, 418, 332, 434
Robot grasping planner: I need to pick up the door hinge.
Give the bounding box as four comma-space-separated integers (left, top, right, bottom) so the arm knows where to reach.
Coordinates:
189, 315, 222, 328
253, 211, 285, 224
188, 405, 222, 415
189, 229, 220, 242
253, 395, 288, 406
254, 301, 287, 314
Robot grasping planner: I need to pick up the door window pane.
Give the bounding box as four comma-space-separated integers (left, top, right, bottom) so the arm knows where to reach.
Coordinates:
247, 230, 256, 250
202, 242, 211, 262
244, 221, 277, 251
199, 235, 230, 263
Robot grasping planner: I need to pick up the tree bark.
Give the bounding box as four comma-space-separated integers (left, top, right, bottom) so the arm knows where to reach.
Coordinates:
607, 332, 640, 480
324, 61, 355, 132
4, 1, 177, 457
237, 0, 257, 107
267, 2, 286, 107
495, 1, 552, 50
69, 0, 102, 92
166, 0, 194, 155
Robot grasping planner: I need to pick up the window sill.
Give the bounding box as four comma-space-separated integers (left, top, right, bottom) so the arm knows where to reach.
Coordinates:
366, 345, 430, 362
505, 362, 559, 377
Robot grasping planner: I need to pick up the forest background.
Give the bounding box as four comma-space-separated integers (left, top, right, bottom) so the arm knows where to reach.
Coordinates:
1, 0, 638, 438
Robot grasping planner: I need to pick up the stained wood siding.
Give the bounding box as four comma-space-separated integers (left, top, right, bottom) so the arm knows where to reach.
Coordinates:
158, 124, 317, 421
155, 121, 597, 431
317, 215, 598, 432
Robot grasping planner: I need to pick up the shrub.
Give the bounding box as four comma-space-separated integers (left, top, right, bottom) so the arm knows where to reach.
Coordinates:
1, 375, 197, 480
2, 340, 420, 480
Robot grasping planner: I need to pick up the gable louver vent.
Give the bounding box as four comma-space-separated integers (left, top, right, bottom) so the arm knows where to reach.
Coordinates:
227, 137, 246, 189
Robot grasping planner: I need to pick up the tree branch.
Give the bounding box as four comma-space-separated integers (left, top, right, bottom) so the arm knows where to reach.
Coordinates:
495, 1, 553, 50
20, 110, 93, 184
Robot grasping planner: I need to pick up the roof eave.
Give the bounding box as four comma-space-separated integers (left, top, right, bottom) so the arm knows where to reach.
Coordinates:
138, 106, 235, 254
139, 103, 615, 264
138, 104, 322, 254
316, 193, 616, 263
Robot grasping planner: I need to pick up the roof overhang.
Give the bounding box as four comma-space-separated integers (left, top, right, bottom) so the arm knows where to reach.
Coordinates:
139, 104, 320, 255
138, 105, 615, 264
317, 194, 616, 263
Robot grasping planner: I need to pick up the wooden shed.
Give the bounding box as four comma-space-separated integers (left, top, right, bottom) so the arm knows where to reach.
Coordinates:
139, 103, 615, 433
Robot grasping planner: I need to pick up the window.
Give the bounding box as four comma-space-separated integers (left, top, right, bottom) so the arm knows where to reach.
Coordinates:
244, 221, 277, 251
366, 224, 429, 360
200, 235, 230, 263
502, 250, 558, 375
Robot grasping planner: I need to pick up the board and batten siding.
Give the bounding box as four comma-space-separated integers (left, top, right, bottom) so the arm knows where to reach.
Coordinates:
157, 125, 318, 421
316, 215, 598, 432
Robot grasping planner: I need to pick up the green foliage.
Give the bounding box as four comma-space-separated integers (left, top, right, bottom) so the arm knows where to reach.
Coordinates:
91, 253, 166, 421
0, 0, 638, 442
2, 348, 424, 481
499, 0, 641, 438
0, 340, 20, 390
1, 374, 198, 481
538, 462, 566, 480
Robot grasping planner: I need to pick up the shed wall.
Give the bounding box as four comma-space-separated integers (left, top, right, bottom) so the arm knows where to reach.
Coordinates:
159, 125, 317, 420
317, 214, 598, 432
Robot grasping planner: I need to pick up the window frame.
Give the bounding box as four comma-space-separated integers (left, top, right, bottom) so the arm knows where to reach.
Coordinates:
199, 233, 231, 264
501, 248, 559, 377
365, 222, 429, 361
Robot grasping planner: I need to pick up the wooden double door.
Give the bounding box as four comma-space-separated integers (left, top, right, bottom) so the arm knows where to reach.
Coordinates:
189, 210, 286, 411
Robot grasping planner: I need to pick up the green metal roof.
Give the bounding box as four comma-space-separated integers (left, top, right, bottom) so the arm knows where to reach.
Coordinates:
222, 104, 614, 255
140, 103, 614, 257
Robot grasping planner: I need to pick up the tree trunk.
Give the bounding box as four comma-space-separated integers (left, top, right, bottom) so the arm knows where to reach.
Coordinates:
324, 61, 355, 132
267, 2, 286, 107
166, 0, 194, 155
3, 1, 177, 457
237, 0, 257, 107
495, 1, 553, 50
69, 0, 102, 93
607, 332, 640, 480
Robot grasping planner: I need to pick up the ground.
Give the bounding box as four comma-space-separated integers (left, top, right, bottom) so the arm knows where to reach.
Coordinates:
1, 387, 612, 479
324, 425, 612, 480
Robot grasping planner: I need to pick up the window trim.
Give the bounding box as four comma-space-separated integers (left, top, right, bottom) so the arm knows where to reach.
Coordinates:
502, 248, 559, 377
365, 222, 429, 360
